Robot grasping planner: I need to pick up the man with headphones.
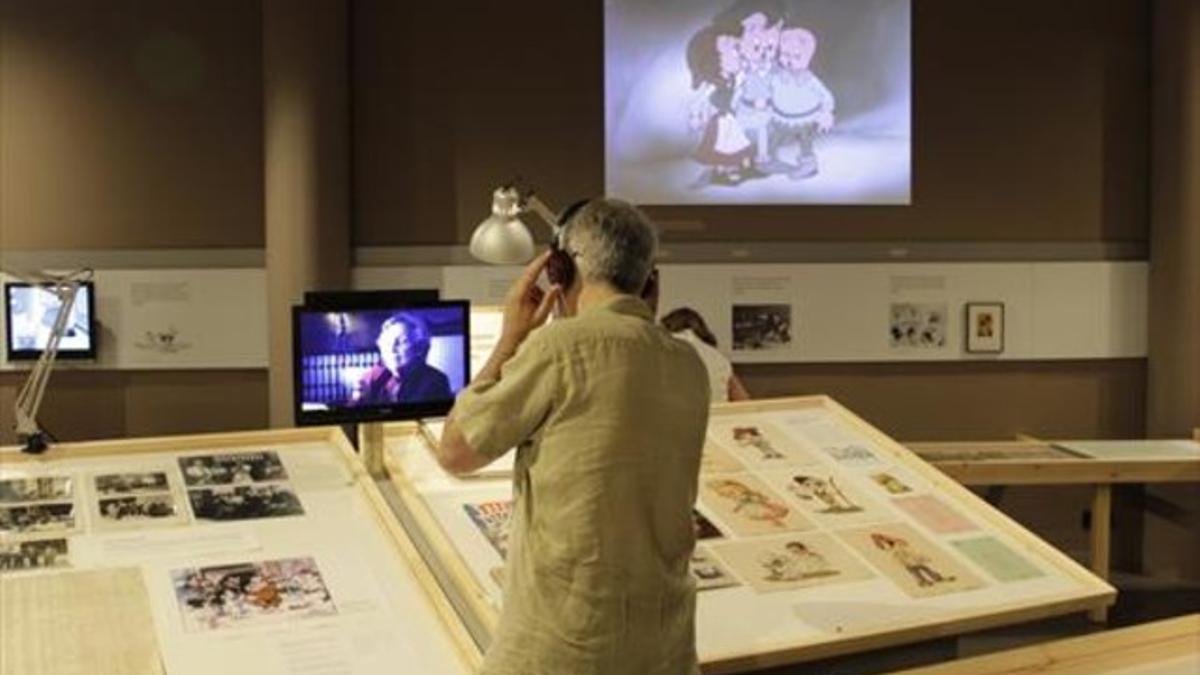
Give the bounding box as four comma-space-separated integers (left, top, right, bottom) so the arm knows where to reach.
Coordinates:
436, 198, 710, 674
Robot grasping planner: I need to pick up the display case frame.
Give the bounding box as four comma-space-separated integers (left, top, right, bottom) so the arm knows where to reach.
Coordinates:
381, 395, 1115, 673
0, 426, 480, 675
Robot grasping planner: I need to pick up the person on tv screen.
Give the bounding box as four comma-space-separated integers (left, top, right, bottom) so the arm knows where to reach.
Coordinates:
435, 198, 711, 674
351, 312, 452, 405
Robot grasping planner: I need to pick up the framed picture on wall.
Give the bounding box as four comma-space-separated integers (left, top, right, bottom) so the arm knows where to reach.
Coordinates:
964, 303, 1004, 353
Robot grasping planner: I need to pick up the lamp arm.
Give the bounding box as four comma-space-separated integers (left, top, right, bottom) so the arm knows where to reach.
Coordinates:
523, 195, 562, 237
5, 268, 92, 453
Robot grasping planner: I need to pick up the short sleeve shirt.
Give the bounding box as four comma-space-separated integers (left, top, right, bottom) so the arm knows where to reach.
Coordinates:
453, 296, 711, 675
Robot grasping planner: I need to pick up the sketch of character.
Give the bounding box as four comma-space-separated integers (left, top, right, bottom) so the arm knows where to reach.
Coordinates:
870, 533, 956, 587
732, 11, 783, 169
824, 444, 878, 464
709, 479, 791, 529
768, 24, 834, 178
732, 426, 784, 460
758, 540, 837, 582
686, 23, 756, 186
789, 475, 861, 513
871, 473, 913, 495
976, 313, 994, 338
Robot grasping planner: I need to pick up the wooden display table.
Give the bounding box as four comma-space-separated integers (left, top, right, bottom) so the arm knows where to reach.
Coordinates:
381, 396, 1113, 673
0, 427, 477, 675
908, 438, 1200, 623
890, 613, 1200, 674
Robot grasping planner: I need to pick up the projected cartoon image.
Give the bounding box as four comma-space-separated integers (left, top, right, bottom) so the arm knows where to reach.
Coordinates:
606, 0, 910, 204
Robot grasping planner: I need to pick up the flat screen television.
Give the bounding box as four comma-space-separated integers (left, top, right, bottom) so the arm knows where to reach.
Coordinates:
4, 281, 97, 361
292, 299, 469, 425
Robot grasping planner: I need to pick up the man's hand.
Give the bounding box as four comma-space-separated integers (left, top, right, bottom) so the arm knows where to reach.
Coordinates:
499, 249, 563, 354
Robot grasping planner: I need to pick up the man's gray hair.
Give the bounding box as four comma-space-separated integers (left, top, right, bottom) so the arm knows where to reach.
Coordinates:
561, 198, 658, 294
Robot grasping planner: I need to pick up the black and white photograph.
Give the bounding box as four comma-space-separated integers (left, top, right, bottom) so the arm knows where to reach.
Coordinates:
0, 538, 70, 573
0, 503, 76, 534
94, 472, 170, 496
889, 303, 947, 349
98, 495, 179, 523
178, 451, 288, 487
965, 302, 1005, 354
171, 556, 336, 632
732, 304, 793, 351
0, 477, 73, 504
187, 484, 304, 522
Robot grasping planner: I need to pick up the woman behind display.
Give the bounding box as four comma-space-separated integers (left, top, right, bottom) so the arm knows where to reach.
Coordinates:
660, 306, 751, 402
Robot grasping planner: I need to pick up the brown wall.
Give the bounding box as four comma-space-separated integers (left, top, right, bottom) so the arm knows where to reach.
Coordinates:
740, 359, 1146, 441
0, 1, 1152, 445
352, 0, 1149, 245
0, 0, 263, 250
0, 370, 268, 446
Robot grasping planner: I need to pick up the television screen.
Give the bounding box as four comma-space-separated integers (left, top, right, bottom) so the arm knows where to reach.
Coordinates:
4, 281, 97, 361
605, 0, 911, 205
292, 300, 469, 425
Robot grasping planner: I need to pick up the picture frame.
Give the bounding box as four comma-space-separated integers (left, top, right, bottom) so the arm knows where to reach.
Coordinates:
964, 302, 1005, 353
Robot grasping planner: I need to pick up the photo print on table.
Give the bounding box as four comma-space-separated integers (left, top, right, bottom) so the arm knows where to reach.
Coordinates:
821, 443, 883, 467
463, 500, 513, 560
171, 556, 336, 632
708, 419, 817, 469
761, 469, 887, 528
889, 302, 947, 349
838, 523, 984, 598
710, 533, 873, 594
0, 503, 76, 535
178, 451, 288, 487
732, 304, 793, 351
187, 484, 304, 522
690, 546, 739, 591
0, 538, 69, 574
777, 412, 885, 468
893, 495, 978, 535
98, 494, 181, 524
951, 537, 1045, 583
0, 477, 72, 504
699, 473, 813, 536
869, 471, 914, 495
699, 440, 744, 474
94, 472, 170, 496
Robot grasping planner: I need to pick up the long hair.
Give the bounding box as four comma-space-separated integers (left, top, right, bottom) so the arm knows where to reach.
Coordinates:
660, 307, 719, 347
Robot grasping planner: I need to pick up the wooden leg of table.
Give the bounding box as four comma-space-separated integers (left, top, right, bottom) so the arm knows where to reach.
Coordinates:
358, 421, 385, 478
1088, 483, 1113, 623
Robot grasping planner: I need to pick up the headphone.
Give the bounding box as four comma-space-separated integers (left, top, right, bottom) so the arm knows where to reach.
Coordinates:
547, 198, 591, 289
546, 197, 660, 303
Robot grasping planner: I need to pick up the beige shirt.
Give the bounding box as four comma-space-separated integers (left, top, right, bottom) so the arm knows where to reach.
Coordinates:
455, 296, 711, 675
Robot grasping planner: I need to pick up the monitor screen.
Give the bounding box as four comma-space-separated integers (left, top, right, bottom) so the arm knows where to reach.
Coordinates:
4, 281, 97, 361
292, 300, 469, 425
605, 0, 911, 205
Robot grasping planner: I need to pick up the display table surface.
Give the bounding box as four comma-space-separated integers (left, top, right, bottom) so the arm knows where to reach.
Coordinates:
0, 427, 476, 675
384, 395, 1114, 674
890, 613, 1200, 674
908, 437, 1200, 623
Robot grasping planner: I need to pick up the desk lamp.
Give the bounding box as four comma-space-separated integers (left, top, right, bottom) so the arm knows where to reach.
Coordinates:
3, 267, 93, 453
468, 185, 561, 264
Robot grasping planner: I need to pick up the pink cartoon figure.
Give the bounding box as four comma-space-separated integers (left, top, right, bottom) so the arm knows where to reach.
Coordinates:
769, 24, 835, 179
732, 12, 782, 170
686, 25, 755, 186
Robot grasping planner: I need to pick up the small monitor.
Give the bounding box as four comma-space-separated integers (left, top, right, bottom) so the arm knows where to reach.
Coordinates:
4, 281, 97, 361
292, 300, 469, 426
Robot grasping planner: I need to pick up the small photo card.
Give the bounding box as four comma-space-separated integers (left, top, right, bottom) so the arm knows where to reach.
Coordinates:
965, 302, 1004, 354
